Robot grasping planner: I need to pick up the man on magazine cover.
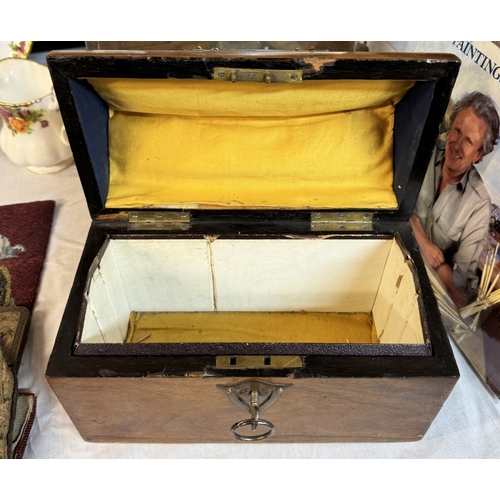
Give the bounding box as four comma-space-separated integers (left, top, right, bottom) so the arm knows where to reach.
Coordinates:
411, 91, 500, 306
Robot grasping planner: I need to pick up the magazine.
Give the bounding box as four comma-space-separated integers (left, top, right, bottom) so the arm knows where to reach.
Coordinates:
384, 42, 500, 396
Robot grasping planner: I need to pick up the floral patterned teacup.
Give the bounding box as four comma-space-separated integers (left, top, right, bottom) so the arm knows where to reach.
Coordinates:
0, 58, 73, 173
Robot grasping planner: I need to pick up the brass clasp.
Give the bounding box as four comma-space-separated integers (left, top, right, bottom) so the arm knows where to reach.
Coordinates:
218, 379, 291, 441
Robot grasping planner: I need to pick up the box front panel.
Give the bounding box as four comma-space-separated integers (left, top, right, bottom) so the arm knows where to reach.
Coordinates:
47, 375, 456, 443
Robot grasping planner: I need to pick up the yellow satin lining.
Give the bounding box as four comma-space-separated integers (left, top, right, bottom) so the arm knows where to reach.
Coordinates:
125, 311, 376, 344
88, 78, 414, 209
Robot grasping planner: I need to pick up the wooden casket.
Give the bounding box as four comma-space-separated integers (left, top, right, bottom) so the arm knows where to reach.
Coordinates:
46, 49, 460, 443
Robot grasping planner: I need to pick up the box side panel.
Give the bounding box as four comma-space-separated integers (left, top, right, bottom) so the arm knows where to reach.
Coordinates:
401, 298, 424, 344
81, 239, 131, 343
372, 238, 407, 335
84, 266, 127, 343
211, 238, 391, 312
98, 243, 130, 341
47, 375, 456, 443
110, 239, 215, 312
372, 238, 424, 344
380, 272, 419, 343
81, 300, 104, 343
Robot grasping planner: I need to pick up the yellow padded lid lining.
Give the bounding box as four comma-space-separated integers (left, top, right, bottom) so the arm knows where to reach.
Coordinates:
88, 78, 414, 209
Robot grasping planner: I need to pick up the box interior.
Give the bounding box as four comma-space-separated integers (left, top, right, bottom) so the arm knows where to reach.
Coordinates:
82, 78, 419, 211
79, 236, 426, 351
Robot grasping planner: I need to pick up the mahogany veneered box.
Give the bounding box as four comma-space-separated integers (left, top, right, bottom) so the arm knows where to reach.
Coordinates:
46, 49, 460, 443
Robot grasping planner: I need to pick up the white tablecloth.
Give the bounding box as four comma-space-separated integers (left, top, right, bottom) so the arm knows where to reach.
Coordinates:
2, 149, 500, 459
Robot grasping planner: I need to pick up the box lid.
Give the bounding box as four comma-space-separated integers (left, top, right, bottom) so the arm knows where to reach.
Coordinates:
47, 49, 460, 223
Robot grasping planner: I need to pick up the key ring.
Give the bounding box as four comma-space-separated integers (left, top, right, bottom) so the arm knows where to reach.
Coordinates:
230, 418, 275, 442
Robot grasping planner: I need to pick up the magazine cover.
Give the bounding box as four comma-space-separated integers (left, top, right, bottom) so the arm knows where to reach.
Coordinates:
385, 41, 500, 397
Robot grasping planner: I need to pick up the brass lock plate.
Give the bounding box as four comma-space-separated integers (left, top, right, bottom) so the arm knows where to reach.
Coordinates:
216, 355, 303, 369
213, 67, 303, 83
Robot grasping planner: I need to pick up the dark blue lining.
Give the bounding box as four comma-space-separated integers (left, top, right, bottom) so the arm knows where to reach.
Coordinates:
70, 79, 109, 206
394, 81, 435, 206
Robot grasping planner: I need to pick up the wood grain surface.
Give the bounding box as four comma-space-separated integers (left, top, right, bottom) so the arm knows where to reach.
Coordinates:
48, 374, 456, 443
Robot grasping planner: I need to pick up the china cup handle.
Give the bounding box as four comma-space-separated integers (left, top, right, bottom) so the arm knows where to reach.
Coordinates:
48, 91, 70, 147
48, 91, 60, 111
60, 126, 70, 146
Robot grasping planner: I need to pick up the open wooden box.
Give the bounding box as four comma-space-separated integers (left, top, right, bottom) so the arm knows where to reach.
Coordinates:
46, 50, 460, 443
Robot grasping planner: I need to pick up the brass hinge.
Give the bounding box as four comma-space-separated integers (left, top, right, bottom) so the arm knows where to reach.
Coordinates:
128, 211, 191, 230
213, 67, 303, 83
311, 212, 373, 232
